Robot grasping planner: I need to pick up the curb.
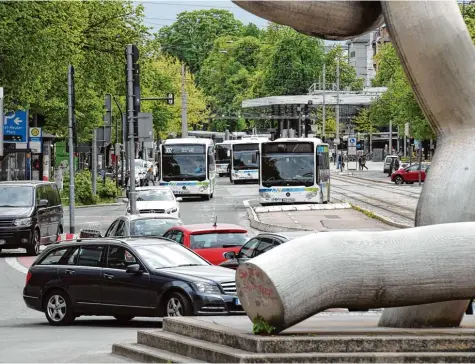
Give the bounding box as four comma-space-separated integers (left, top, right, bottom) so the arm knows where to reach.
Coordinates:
243, 200, 351, 233
350, 204, 412, 229
254, 202, 351, 214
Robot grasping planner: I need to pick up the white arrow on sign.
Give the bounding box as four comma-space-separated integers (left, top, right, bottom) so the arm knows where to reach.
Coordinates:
13, 117, 22, 125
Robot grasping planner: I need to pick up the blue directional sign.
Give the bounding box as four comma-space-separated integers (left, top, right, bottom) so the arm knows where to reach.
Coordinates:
4, 110, 28, 143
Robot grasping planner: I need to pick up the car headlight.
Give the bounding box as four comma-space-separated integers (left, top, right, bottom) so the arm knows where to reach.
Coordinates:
305, 192, 317, 199
194, 282, 221, 294
166, 207, 178, 214
14, 217, 32, 226
199, 185, 208, 192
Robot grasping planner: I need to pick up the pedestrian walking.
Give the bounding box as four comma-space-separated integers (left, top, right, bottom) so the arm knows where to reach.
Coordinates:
362, 154, 368, 170
144, 167, 155, 186
337, 154, 342, 170
388, 159, 394, 177
358, 155, 363, 170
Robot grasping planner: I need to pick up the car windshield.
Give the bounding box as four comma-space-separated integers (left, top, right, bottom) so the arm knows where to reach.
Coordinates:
136, 189, 174, 202
131, 219, 183, 236
0, 186, 34, 207
262, 153, 314, 186
190, 232, 248, 249
135, 243, 208, 269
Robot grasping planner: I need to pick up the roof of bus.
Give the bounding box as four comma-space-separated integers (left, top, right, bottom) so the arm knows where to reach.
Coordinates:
217, 138, 269, 146
163, 138, 214, 145
270, 137, 326, 144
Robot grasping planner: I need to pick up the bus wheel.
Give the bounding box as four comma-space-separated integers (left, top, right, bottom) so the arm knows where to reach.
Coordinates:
210, 193, 214, 199
202, 195, 210, 201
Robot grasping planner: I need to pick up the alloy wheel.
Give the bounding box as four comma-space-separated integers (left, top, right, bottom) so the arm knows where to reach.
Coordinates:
33, 230, 40, 254
166, 297, 183, 317
47, 295, 67, 322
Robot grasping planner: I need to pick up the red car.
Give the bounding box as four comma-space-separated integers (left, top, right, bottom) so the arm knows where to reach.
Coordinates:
163, 223, 249, 265
391, 164, 430, 185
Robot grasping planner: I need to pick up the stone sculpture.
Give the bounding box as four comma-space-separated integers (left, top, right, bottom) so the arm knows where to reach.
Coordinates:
233, 0, 475, 332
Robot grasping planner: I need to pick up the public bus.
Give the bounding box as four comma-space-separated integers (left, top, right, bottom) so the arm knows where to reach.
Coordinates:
158, 138, 216, 200
258, 138, 330, 205
230, 137, 269, 184
215, 141, 232, 177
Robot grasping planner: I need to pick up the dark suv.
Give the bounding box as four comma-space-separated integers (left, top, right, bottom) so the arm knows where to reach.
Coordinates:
0, 181, 63, 255
23, 237, 242, 325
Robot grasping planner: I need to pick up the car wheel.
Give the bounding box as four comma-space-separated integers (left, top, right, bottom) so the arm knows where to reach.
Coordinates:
394, 176, 404, 185
210, 193, 214, 199
163, 292, 192, 317
114, 315, 135, 322
26, 228, 41, 256
44, 290, 75, 326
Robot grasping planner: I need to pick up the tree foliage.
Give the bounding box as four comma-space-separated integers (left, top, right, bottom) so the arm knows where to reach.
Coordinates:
358, 3, 475, 140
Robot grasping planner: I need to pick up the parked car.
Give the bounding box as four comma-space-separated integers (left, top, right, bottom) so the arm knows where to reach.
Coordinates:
0, 181, 63, 255
163, 223, 249, 265
23, 237, 243, 326
383, 155, 400, 174
125, 186, 181, 218
84, 214, 183, 238
391, 164, 430, 185
220, 232, 312, 270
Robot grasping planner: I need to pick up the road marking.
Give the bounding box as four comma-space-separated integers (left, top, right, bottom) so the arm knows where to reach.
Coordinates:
5, 257, 28, 274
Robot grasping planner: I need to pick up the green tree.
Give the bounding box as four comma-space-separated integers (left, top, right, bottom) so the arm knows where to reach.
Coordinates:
157, 9, 243, 73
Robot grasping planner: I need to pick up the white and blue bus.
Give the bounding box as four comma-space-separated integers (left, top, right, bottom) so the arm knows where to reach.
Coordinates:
230, 137, 269, 184
158, 138, 216, 200
215, 141, 232, 177
258, 138, 330, 205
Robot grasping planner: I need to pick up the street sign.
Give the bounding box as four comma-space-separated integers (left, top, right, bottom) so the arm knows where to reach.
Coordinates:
29, 127, 42, 153
4, 110, 28, 143
137, 112, 153, 140
348, 137, 357, 147
347, 146, 357, 156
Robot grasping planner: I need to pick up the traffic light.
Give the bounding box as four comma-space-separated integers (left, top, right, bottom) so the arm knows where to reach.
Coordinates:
103, 94, 112, 127
303, 104, 311, 137
410, 137, 415, 145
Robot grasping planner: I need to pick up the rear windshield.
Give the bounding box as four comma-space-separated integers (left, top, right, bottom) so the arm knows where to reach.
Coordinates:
131, 219, 183, 236
190, 232, 248, 249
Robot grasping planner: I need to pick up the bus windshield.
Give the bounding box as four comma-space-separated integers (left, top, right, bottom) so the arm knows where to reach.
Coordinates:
162, 144, 207, 181
233, 145, 258, 170
262, 153, 314, 187
216, 144, 231, 164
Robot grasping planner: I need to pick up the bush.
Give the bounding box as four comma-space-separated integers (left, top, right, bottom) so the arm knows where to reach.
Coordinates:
60, 169, 120, 206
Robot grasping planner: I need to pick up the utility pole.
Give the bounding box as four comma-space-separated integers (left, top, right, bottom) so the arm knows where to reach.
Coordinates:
418, 143, 423, 186
336, 53, 342, 172
181, 63, 188, 138
322, 62, 326, 140
389, 120, 393, 154
126, 44, 138, 214
67, 65, 76, 234
112, 95, 123, 189
92, 129, 97, 195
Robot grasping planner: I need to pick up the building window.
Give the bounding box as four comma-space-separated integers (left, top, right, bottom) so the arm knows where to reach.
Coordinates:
350, 51, 355, 58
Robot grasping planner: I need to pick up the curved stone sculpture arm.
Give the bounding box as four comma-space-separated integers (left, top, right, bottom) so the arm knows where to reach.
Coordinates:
236, 222, 475, 334
232, 1, 384, 40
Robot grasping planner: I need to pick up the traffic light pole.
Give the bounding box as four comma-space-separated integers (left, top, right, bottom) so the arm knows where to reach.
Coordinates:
126, 45, 137, 214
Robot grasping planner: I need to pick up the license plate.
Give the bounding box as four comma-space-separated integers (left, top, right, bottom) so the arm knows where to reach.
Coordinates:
282, 198, 295, 202
0, 240, 5, 245
175, 191, 190, 194
234, 297, 241, 306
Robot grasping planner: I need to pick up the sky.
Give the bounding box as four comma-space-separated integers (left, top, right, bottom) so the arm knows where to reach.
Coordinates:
137, 0, 268, 31
136, 0, 343, 45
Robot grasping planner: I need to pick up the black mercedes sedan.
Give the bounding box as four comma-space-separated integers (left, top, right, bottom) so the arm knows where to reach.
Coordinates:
23, 237, 242, 326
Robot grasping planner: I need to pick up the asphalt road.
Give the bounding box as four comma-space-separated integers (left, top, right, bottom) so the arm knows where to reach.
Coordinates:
0, 177, 259, 363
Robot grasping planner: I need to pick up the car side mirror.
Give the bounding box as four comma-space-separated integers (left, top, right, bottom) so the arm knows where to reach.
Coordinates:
38, 199, 49, 208
176, 197, 183, 202
126, 264, 142, 274
79, 229, 102, 238
223, 251, 236, 260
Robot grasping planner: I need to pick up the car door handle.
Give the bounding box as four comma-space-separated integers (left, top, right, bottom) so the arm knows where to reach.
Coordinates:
65, 269, 75, 275
104, 273, 114, 280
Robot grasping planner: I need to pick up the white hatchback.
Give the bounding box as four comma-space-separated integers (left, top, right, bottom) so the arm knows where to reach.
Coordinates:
126, 186, 181, 218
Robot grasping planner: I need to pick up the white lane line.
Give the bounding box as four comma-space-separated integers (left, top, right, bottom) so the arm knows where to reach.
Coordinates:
5, 257, 28, 274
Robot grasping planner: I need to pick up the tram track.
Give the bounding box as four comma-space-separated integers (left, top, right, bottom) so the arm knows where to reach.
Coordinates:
331, 174, 422, 200
330, 184, 416, 228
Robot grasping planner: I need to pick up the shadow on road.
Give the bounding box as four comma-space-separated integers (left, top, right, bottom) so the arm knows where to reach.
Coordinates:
2, 318, 163, 329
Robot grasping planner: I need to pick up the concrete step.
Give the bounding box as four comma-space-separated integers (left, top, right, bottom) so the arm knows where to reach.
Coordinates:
134, 329, 475, 363
162, 317, 475, 354
112, 343, 206, 363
